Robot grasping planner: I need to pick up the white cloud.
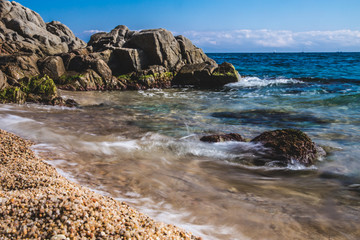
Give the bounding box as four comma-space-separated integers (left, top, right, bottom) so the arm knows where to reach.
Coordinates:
83, 30, 104, 34
182, 29, 360, 52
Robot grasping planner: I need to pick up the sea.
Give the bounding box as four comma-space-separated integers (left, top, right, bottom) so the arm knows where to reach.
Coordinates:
1, 52, 360, 239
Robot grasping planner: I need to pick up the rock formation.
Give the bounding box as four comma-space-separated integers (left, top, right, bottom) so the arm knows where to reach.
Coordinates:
0, 0, 240, 104
251, 129, 319, 166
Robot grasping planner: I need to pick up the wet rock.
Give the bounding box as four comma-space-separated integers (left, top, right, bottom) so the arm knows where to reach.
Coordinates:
200, 133, 245, 143
251, 129, 318, 166
210, 62, 241, 87
173, 62, 239, 88
0, 70, 7, 90
117, 65, 173, 90
59, 70, 105, 91
38, 56, 66, 81
0, 75, 61, 104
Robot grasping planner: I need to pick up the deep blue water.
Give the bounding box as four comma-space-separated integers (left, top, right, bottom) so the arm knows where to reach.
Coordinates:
208, 52, 360, 80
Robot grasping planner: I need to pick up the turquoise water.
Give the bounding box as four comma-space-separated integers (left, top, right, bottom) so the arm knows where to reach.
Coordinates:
0, 53, 360, 239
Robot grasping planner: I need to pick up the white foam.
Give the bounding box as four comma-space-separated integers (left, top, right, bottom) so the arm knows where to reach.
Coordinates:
81, 140, 140, 155
226, 76, 302, 88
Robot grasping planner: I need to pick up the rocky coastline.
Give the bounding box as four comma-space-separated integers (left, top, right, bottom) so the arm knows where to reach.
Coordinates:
0, 0, 239, 105
0, 1, 330, 239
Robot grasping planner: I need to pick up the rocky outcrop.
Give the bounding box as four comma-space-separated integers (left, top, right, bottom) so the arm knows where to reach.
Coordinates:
0, 0, 240, 104
0, 1, 85, 56
251, 129, 319, 166
200, 133, 245, 143
173, 62, 240, 88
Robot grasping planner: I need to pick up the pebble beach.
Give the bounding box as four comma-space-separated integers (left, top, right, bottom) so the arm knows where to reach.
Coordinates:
0, 129, 200, 240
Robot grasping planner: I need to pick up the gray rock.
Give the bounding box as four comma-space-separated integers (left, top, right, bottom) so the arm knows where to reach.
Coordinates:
88, 25, 132, 51
0, 0, 85, 56
124, 28, 182, 70
46, 21, 86, 52
109, 48, 147, 75
0, 70, 7, 90
38, 56, 66, 81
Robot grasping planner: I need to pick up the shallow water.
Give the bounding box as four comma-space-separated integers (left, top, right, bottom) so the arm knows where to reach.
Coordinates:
1, 53, 360, 239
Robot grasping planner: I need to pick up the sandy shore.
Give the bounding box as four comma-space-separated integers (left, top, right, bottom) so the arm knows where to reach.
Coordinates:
0, 129, 200, 240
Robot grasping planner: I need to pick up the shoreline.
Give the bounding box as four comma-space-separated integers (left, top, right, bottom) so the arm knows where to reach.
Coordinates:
0, 129, 200, 239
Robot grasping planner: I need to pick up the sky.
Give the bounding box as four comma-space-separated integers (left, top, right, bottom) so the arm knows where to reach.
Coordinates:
15, 0, 360, 52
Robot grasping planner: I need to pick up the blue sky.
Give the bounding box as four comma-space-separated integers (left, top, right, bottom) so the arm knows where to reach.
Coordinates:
16, 0, 360, 52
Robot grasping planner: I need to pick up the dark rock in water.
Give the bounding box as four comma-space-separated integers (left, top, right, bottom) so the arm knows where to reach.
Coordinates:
200, 133, 245, 143
173, 62, 240, 88
251, 129, 318, 166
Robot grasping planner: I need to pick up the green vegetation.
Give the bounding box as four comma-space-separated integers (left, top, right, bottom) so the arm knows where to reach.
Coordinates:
0, 75, 58, 104
117, 74, 132, 81
0, 87, 26, 104
59, 74, 84, 85
212, 71, 237, 78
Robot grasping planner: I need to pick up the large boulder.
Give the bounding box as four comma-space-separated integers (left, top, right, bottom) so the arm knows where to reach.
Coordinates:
173, 62, 240, 88
108, 48, 147, 75
38, 56, 66, 81
0, 0, 85, 56
124, 29, 182, 70
251, 129, 319, 166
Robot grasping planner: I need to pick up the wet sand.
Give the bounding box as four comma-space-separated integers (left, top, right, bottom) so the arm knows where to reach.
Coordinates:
0, 129, 200, 240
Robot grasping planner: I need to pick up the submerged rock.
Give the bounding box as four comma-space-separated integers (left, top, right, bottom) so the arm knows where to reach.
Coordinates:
251, 129, 318, 166
200, 133, 246, 143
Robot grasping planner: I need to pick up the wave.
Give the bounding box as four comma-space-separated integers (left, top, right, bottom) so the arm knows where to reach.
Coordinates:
225, 76, 302, 88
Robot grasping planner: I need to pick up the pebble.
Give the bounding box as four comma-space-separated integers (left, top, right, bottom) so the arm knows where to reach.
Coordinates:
0, 129, 200, 239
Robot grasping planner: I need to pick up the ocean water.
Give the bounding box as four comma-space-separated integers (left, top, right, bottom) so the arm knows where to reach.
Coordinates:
1, 53, 360, 239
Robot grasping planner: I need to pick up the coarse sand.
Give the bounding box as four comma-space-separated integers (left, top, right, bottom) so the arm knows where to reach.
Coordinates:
0, 129, 200, 240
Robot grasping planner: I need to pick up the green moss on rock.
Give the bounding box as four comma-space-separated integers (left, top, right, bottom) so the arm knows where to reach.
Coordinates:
1, 75, 59, 104
0, 87, 26, 104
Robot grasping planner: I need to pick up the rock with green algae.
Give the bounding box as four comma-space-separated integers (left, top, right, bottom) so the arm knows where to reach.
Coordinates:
0, 75, 75, 105
173, 62, 240, 88
251, 129, 320, 166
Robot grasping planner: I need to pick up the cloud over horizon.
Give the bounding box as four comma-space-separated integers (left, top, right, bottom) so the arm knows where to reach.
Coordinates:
182, 29, 360, 52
